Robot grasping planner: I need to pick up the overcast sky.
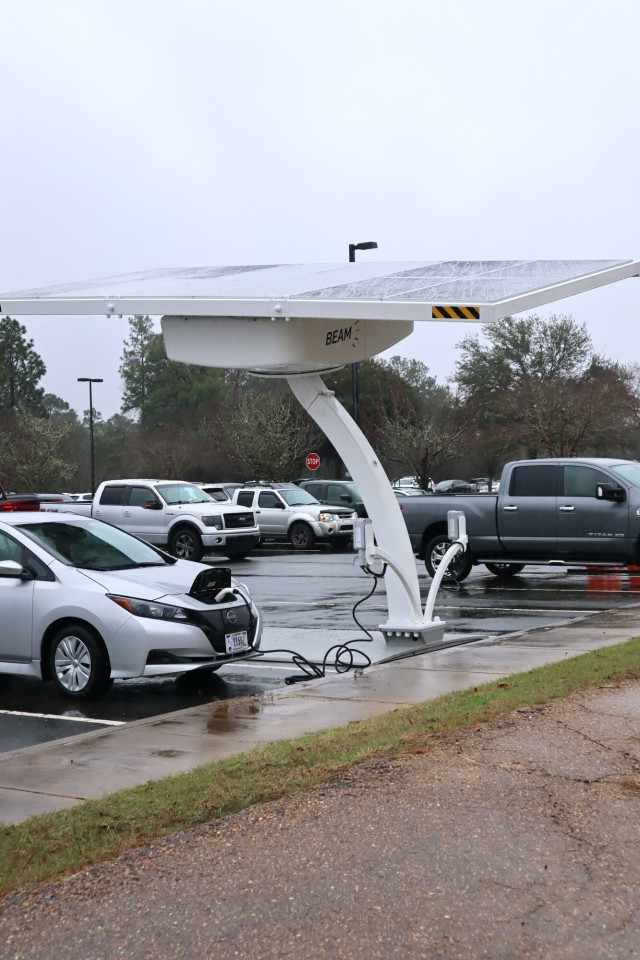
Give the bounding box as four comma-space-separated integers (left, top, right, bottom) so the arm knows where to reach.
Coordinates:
1, 0, 639, 418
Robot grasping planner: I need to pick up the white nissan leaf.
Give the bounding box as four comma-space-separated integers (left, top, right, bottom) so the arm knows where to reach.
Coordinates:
0, 513, 262, 699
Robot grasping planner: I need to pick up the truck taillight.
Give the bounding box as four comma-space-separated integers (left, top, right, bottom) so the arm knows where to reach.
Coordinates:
0, 501, 40, 512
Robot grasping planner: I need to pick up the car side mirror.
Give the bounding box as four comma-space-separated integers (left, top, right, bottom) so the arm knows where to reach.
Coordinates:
144, 500, 162, 510
0, 559, 32, 580
596, 483, 625, 503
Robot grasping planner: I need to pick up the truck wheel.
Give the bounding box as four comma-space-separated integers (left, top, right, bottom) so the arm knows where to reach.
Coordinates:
289, 522, 316, 550
49, 624, 113, 700
484, 562, 525, 578
424, 534, 473, 582
169, 526, 204, 562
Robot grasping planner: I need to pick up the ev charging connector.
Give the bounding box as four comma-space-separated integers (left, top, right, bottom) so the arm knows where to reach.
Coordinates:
447, 510, 467, 543
423, 510, 469, 623
353, 517, 375, 568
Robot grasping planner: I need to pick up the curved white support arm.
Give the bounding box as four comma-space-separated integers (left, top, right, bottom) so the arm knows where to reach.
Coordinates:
287, 373, 445, 643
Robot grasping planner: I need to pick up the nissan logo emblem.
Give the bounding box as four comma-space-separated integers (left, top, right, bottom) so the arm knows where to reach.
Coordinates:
225, 610, 237, 624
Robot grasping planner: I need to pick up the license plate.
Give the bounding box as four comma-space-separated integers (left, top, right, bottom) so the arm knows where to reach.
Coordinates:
225, 630, 249, 654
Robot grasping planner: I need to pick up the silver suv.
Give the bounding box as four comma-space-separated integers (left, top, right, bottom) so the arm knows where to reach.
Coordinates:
232, 483, 356, 549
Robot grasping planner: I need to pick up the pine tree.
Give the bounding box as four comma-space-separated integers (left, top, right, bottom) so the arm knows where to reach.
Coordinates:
0, 317, 46, 410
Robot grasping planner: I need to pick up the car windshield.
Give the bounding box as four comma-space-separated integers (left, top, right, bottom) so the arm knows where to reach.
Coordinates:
16, 519, 171, 570
156, 483, 213, 505
280, 488, 320, 506
610, 463, 640, 489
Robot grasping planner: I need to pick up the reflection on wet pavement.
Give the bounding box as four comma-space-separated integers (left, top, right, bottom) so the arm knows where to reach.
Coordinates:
206, 699, 263, 735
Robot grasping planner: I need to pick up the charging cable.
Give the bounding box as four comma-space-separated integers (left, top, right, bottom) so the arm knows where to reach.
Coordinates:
282, 564, 385, 684
232, 564, 385, 685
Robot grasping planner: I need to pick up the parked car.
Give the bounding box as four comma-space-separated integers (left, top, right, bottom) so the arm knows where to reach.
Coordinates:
232, 482, 356, 549
297, 479, 367, 517
470, 477, 490, 493
194, 483, 243, 502
393, 476, 434, 493
9, 492, 74, 504
0, 482, 40, 512
195, 485, 231, 502
433, 479, 476, 495
0, 513, 262, 699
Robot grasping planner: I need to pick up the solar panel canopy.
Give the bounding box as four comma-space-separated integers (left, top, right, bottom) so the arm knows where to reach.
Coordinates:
1, 259, 638, 324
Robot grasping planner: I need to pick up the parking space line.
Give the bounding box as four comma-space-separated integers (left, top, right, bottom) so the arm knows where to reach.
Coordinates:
0, 710, 124, 725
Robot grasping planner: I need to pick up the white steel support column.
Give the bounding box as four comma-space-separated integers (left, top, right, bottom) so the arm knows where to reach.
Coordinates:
287, 373, 445, 643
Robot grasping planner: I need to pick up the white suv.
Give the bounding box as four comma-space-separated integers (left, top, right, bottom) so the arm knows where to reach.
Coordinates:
232, 483, 356, 549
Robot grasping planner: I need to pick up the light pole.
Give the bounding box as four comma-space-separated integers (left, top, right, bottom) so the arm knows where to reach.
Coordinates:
77, 377, 103, 494
348, 242, 378, 425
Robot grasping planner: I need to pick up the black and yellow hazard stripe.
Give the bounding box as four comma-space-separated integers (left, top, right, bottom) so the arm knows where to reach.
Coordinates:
431, 305, 480, 320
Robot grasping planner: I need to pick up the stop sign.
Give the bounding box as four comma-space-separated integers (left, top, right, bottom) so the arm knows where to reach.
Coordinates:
305, 452, 321, 471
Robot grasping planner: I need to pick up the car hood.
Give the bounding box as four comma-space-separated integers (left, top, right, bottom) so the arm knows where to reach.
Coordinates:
78, 560, 220, 603
168, 503, 249, 515
291, 504, 353, 517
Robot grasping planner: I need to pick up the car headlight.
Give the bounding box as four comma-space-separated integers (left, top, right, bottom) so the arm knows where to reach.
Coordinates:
318, 512, 335, 522
108, 595, 189, 620
202, 514, 223, 529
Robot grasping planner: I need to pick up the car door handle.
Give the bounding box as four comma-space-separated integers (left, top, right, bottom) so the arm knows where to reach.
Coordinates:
503, 505, 518, 512
558, 505, 575, 512
123, 510, 132, 517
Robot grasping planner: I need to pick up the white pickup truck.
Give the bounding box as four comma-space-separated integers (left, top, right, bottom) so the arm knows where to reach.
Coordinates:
48, 479, 261, 561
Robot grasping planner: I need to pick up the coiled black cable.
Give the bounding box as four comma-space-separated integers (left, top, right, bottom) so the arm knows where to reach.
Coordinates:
236, 564, 386, 685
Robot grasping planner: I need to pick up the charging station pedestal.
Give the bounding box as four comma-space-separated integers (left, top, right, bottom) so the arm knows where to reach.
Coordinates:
288, 373, 446, 644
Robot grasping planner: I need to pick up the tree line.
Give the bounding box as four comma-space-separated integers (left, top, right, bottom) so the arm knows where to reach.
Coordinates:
1, 311, 639, 494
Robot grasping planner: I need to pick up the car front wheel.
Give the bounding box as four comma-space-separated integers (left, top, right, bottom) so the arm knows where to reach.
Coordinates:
169, 526, 204, 562
49, 624, 113, 700
424, 533, 473, 582
289, 522, 316, 549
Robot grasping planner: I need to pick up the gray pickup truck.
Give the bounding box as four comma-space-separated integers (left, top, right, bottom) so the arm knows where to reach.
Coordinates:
400, 458, 640, 581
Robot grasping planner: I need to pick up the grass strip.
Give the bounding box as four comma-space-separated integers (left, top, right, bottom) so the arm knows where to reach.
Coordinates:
1, 637, 639, 896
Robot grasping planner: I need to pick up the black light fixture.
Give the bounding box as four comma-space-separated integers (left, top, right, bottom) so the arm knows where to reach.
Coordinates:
77, 377, 103, 495
348, 242, 378, 424
348, 241, 378, 263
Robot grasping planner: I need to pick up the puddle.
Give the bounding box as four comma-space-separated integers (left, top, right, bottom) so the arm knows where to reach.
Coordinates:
206, 698, 264, 734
